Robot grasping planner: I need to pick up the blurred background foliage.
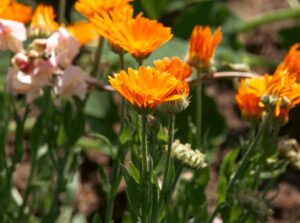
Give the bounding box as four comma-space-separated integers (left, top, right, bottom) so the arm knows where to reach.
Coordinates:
2, 0, 300, 165
2, 0, 300, 222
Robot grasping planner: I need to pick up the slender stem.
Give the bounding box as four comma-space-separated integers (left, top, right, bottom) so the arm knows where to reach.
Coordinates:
227, 7, 300, 33
91, 37, 104, 78
104, 53, 126, 223
206, 115, 270, 223
58, 0, 67, 24
17, 161, 35, 221
141, 113, 149, 223
195, 69, 202, 150
159, 114, 175, 213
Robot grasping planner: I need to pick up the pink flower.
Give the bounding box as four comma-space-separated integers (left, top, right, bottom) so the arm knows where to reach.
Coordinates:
7, 67, 49, 102
0, 19, 27, 52
54, 65, 88, 100
12, 50, 56, 77
46, 28, 80, 68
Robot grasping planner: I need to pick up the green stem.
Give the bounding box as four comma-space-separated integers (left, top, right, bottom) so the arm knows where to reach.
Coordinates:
207, 115, 270, 223
227, 7, 300, 33
159, 114, 175, 214
141, 113, 149, 223
104, 53, 126, 223
195, 69, 202, 150
91, 37, 104, 78
58, 0, 67, 24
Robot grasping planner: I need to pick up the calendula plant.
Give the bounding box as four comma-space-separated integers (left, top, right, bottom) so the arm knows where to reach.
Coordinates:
1, 0, 300, 223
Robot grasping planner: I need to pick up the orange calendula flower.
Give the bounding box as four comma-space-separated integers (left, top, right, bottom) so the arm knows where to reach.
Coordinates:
92, 10, 173, 60
276, 43, 300, 81
187, 25, 222, 70
154, 57, 192, 81
67, 22, 98, 45
236, 67, 300, 124
75, 0, 132, 17
109, 66, 184, 110
30, 4, 59, 36
0, 0, 32, 23
236, 75, 267, 121
90, 5, 134, 53
262, 68, 300, 119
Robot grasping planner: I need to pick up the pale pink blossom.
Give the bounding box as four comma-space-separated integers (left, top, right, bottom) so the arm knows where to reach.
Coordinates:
46, 28, 80, 69
7, 67, 49, 102
54, 65, 88, 100
0, 19, 27, 52
12, 52, 56, 77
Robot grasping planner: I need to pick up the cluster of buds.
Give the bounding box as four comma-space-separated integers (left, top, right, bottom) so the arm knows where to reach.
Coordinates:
238, 191, 272, 221
167, 140, 207, 169
277, 138, 300, 169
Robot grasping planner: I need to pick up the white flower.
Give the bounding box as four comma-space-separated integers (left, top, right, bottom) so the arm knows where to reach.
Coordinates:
0, 19, 27, 52
46, 28, 80, 68
7, 67, 49, 102
54, 65, 88, 100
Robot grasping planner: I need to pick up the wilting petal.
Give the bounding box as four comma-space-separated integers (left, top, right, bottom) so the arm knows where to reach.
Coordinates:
0, 19, 27, 52
54, 65, 88, 100
46, 28, 80, 68
7, 67, 49, 102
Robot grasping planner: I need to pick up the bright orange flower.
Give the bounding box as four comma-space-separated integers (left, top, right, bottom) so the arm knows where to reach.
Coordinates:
67, 22, 98, 45
109, 66, 184, 110
0, 0, 10, 14
154, 57, 192, 81
236, 67, 300, 124
90, 5, 134, 53
115, 15, 173, 60
263, 68, 300, 118
276, 43, 300, 81
30, 4, 59, 35
187, 26, 222, 70
0, 0, 32, 23
92, 10, 173, 60
75, 0, 132, 17
236, 75, 267, 121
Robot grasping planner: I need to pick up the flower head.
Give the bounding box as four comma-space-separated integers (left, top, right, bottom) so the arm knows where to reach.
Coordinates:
262, 67, 300, 120
115, 15, 173, 60
154, 57, 192, 81
187, 26, 222, 70
235, 75, 267, 121
0, 0, 32, 23
67, 21, 98, 45
75, 0, 132, 17
91, 10, 172, 60
277, 43, 300, 82
109, 66, 184, 111
30, 4, 59, 36
90, 5, 134, 53
236, 67, 300, 124
0, 19, 27, 52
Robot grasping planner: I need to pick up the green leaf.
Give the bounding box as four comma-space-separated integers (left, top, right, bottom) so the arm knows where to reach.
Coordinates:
130, 162, 141, 183
98, 165, 110, 194
121, 165, 141, 219
120, 125, 133, 144
216, 148, 240, 204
